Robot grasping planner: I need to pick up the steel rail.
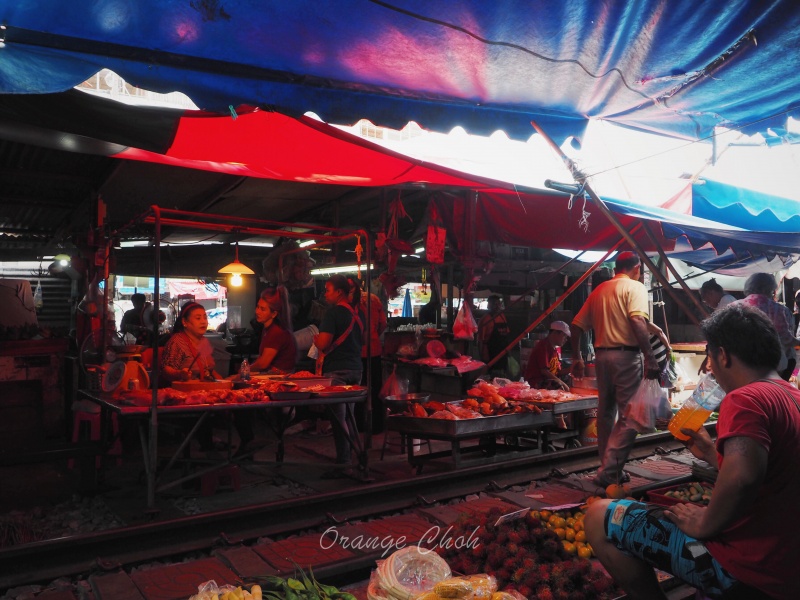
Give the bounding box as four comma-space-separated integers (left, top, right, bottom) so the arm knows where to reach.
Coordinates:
0, 431, 691, 590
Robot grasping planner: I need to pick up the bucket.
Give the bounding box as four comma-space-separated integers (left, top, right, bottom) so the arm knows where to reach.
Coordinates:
580, 408, 598, 446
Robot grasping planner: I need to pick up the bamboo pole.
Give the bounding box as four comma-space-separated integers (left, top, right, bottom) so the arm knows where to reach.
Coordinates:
531, 120, 703, 328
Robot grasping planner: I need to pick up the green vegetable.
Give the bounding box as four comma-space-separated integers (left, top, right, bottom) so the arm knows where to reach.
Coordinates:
250, 565, 353, 600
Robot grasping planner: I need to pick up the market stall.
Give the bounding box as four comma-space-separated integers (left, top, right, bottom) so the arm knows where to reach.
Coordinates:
78, 384, 370, 494
385, 384, 598, 472
92, 206, 375, 508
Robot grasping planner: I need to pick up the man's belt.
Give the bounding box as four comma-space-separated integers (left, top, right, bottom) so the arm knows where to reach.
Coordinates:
595, 346, 640, 352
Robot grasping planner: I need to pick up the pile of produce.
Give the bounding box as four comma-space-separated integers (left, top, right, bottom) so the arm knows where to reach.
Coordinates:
654, 482, 714, 505
468, 381, 579, 404
437, 508, 620, 600
369, 547, 524, 600
527, 505, 595, 559
369, 545, 452, 600
417, 575, 520, 600
189, 572, 358, 600
117, 386, 270, 407
403, 400, 541, 420
288, 371, 318, 378
410, 355, 485, 373
189, 582, 262, 600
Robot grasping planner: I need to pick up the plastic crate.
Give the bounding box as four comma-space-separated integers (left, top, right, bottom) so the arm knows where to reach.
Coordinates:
647, 481, 714, 507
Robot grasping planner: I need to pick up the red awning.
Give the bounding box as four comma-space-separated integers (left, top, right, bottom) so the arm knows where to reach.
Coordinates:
116, 108, 503, 188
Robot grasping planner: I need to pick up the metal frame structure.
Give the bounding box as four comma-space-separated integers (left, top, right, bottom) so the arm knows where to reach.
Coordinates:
111, 205, 372, 508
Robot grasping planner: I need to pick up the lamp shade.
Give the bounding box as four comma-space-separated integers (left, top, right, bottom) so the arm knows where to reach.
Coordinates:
218, 242, 255, 275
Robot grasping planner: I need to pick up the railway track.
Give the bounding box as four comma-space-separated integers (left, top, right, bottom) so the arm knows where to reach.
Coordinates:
0, 431, 689, 591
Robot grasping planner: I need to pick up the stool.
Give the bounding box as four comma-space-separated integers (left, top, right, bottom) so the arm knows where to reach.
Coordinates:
201, 464, 241, 496
68, 411, 122, 468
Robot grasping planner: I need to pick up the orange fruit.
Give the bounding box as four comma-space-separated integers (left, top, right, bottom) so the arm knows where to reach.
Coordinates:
529, 510, 541, 521
578, 546, 593, 559
565, 528, 576, 541
605, 484, 630, 499
561, 541, 577, 555
539, 510, 552, 521
565, 517, 576, 527
575, 530, 587, 543
553, 527, 567, 540
572, 520, 583, 532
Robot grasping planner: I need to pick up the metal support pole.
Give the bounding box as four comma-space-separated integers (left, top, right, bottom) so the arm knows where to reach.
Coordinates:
363, 229, 373, 452
148, 205, 161, 511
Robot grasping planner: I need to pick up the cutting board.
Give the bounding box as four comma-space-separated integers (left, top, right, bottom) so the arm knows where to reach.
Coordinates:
172, 380, 233, 392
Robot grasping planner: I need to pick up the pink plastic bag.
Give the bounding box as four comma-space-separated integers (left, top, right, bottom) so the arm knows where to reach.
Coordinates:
453, 302, 478, 340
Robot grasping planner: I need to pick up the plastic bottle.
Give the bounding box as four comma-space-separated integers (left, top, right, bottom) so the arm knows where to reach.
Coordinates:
239, 359, 250, 381
668, 373, 725, 441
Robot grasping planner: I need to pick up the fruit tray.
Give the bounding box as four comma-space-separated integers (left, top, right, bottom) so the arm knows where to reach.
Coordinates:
647, 481, 715, 507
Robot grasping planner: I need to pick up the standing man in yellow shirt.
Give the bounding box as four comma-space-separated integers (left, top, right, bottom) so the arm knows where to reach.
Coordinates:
570, 252, 661, 487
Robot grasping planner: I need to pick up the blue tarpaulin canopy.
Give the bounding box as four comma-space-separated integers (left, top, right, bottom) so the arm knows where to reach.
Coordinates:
2, 1, 800, 273
3, 1, 800, 144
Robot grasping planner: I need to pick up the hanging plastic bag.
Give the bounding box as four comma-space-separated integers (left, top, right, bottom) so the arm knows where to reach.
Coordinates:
380, 365, 408, 399
33, 280, 43, 312
625, 378, 662, 433
655, 386, 673, 419
453, 301, 478, 340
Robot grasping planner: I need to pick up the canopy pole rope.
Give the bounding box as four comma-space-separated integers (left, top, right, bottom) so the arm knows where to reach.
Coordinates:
531, 120, 703, 328
485, 233, 635, 371
641, 222, 710, 317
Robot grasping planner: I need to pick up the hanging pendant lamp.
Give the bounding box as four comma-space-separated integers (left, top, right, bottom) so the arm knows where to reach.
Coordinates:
218, 242, 254, 286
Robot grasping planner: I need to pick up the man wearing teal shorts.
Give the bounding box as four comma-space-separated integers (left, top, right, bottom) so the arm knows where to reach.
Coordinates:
585, 304, 800, 600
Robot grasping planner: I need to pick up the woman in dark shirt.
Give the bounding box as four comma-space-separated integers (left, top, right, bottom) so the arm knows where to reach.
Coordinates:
234, 286, 297, 455
314, 275, 364, 466
249, 287, 297, 374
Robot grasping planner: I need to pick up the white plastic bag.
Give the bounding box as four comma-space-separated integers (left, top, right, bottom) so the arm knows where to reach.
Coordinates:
625, 378, 662, 433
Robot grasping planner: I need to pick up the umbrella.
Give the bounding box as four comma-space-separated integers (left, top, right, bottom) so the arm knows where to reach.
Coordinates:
402, 289, 413, 318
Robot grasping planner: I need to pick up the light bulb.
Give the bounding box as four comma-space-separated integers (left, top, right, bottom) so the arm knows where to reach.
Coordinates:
230, 273, 243, 287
